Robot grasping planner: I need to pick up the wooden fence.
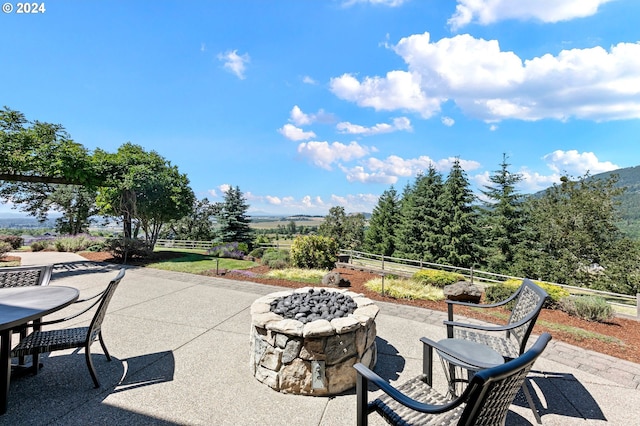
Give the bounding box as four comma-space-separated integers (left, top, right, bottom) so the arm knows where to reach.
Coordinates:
154, 239, 639, 317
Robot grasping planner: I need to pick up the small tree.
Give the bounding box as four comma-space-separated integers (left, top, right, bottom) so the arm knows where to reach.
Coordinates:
217, 186, 253, 246
318, 206, 365, 250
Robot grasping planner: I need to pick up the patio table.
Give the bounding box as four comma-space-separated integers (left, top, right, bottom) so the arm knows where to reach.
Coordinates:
0, 286, 79, 414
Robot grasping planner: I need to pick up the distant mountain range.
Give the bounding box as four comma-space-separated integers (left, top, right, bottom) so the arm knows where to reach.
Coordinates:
588, 165, 640, 238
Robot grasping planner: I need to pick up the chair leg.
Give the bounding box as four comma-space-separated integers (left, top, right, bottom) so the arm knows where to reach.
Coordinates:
98, 332, 111, 362
85, 344, 100, 388
522, 378, 542, 424
356, 371, 369, 426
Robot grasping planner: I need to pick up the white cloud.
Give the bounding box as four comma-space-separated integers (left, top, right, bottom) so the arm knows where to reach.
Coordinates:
543, 150, 619, 175
288, 105, 335, 126
218, 50, 250, 79
449, 0, 614, 30
278, 123, 317, 141
329, 193, 380, 213
343, 0, 409, 7
340, 154, 481, 184
334, 32, 640, 122
265, 196, 282, 205
441, 116, 455, 127
336, 117, 412, 135
330, 71, 443, 118
302, 76, 318, 85
297, 141, 371, 170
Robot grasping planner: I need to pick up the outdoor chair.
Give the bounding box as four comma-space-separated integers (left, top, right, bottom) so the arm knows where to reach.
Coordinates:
11, 268, 125, 388
0, 264, 54, 364
444, 278, 548, 360
354, 332, 552, 426
444, 277, 549, 423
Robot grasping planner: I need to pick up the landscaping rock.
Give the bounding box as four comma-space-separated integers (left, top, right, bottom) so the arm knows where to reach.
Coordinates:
321, 271, 351, 287
443, 281, 482, 303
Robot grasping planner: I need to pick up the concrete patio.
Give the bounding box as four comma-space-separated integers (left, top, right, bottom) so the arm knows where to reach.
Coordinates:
4, 251, 640, 425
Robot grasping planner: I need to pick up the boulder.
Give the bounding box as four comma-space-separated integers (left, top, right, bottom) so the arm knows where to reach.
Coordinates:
322, 271, 351, 287
443, 281, 482, 303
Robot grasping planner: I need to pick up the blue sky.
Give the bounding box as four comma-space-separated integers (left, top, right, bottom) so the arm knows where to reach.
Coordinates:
2, 0, 640, 216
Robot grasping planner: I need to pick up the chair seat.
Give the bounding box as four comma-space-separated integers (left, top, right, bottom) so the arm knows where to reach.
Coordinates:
372, 374, 465, 426
452, 329, 520, 359
11, 327, 93, 358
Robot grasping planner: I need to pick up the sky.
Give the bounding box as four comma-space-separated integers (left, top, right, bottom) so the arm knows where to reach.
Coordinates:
2, 0, 640, 217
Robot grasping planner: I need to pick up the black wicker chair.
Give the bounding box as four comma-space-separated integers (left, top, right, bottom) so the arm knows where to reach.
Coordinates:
444, 278, 549, 423
0, 265, 54, 364
354, 333, 551, 426
11, 268, 125, 388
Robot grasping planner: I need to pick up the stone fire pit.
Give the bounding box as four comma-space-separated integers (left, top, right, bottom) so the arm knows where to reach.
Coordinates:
250, 287, 379, 395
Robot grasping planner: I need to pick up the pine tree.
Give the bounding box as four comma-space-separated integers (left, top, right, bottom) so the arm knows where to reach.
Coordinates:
363, 186, 400, 256
480, 154, 525, 274
218, 186, 253, 245
394, 166, 445, 261
440, 158, 478, 268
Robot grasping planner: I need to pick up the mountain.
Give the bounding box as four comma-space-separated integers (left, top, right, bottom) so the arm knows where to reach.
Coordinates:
588, 166, 640, 238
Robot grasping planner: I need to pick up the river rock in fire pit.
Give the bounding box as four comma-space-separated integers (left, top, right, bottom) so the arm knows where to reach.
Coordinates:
321, 271, 351, 287
443, 281, 482, 303
270, 288, 357, 324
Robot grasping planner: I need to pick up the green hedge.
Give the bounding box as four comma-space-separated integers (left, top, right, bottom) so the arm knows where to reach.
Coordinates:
486, 279, 569, 308
411, 269, 465, 288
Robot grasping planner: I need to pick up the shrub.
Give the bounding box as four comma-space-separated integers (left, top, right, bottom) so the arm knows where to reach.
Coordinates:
501, 279, 570, 308
412, 269, 465, 288
558, 295, 614, 322
30, 240, 51, 252
53, 234, 102, 252
0, 235, 23, 249
0, 242, 11, 259
290, 235, 338, 270
484, 282, 520, 306
364, 277, 445, 301
261, 249, 290, 269
249, 247, 266, 259
207, 242, 245, 259
106, 237, 152, 261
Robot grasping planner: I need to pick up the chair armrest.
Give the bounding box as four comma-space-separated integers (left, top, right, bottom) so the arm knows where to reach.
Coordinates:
354, 363, 466, 415
445, 298, 509, 310
419, 337, 500, 370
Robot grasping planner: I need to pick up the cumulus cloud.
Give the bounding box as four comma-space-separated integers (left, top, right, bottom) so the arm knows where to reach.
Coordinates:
340, 154, 481, 184
336, 117, 412, 135
449, 0, 614, 30
343, 0, 409, 7
278, 124, 317, 141
218, 50, 250, 79
333, 32, 640, 122
543, 150, 619, 175
297, 141, 370, 170
441, 116, 455, 126
302, 75, 318, 85
330, 71, 443, 118
288, 105, 335, 126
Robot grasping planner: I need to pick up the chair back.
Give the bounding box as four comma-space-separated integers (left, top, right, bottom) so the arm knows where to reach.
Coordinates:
0, 264, 53, 288
506, 279, 548, 356
458, 333, 551, 426
87, 268, 125, 344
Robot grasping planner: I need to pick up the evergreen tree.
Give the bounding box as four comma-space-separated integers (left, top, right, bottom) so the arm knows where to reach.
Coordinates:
440, 158, 478, 267
522, 174, 625, 288
479, 154, 525, 274
394, 166, 445, 261
318, 206, 365, 250
217, 186, 253, 245
363, 186, 400, 256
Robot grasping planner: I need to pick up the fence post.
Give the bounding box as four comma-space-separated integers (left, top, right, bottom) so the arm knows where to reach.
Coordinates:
637, 293, 639, 318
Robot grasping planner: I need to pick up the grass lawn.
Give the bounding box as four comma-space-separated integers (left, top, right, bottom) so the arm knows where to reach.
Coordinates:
147, 249, 258, 274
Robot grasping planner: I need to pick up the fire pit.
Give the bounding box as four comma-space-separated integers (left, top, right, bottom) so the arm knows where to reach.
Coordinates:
250, 287, 379, 395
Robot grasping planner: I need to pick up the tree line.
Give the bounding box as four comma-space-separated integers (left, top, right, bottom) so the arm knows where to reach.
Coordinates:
0, 107, 253, 250
352, 155, 640, 295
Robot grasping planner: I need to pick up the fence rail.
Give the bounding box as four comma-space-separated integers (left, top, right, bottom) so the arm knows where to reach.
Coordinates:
155, 239, 639, 317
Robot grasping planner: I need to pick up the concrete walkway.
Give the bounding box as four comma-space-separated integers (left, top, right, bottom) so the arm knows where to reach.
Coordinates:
3, 251, 640, 425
